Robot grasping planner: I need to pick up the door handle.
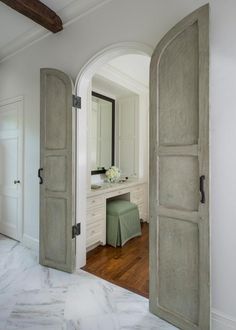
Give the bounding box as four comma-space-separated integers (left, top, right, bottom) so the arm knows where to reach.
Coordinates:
200, 175, 205, 204
38, 168, 43, 184
14, 180, 20, 184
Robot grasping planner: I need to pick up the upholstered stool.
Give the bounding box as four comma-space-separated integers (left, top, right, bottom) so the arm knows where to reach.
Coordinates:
106, 200, 141, 247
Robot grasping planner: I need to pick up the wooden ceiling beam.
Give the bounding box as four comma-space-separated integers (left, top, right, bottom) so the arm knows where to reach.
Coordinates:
0, 0, 63, 33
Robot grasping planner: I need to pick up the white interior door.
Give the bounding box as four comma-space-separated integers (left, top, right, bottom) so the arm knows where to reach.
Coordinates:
149, 4, 209, 330
0, 97, 23, 241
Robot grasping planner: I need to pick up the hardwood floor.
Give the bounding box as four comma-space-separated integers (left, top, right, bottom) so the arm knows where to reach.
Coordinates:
83, 222, 149, 298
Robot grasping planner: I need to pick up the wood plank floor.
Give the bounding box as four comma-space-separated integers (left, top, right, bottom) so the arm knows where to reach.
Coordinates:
83, 222, 149, 298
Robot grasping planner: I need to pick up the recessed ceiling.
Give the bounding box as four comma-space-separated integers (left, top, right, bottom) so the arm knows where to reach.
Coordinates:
0, 0, 111, 62
93, 54, 150, 98
92, 75, 136, 98
109, 54, 150, 88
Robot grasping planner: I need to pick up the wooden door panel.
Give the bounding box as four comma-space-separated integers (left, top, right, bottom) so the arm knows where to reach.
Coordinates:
40, 68, 75, 273
149, 4, 209, 329
159, 22, 199, 146
159, 217, 199, 324
44, 197, 67, 264
45, 155, 67, 192
159, 156, 199, 211
44, 74, 68, 150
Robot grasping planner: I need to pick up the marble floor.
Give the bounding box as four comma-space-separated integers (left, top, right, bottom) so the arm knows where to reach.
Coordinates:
0, 235, 177, 330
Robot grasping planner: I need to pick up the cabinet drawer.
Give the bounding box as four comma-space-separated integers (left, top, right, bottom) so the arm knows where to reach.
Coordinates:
87, 207, 105, 225
106, 188, 130, 200
87, 196, 104, 209
133, 185, 145, 194
131, 192, 145, 205
138, 203, 147, 221
86, 222, 103, 247
87, 233, 102, 248
132, 193, 144, 203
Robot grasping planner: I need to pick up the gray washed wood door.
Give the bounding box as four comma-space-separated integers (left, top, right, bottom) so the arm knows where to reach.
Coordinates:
40, 68, 75, 273
149, 5, 209, 330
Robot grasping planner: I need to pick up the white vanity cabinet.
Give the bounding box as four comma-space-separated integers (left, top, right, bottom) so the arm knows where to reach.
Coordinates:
86, 195, 106, 248
86, 180, 148, 250
130, 184, 147, 221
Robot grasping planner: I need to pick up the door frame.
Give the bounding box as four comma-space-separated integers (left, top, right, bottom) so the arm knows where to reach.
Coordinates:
0, 95, 24, 242
74, 42, 153, 268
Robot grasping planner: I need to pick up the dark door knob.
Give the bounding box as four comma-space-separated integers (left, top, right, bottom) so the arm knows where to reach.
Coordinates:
14, 180, 20, 184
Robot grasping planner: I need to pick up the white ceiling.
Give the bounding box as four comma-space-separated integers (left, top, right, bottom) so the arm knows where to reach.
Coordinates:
0, 0, 74, 50
40, 0, 75, 12
0, 0, 110, 62
0, 3, 36, 50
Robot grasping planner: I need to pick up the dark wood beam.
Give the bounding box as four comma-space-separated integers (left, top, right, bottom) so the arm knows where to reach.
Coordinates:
0, 0, 63, 33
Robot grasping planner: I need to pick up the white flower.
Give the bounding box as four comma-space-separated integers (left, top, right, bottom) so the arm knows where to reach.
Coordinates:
105, 166, 121, 182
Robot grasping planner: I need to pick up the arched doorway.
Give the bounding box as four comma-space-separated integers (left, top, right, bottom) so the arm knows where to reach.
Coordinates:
74, 42, 153, 268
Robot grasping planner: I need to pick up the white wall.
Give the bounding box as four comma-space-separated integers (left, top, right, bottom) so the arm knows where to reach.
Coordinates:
209, 2, 236, 327
0, 0, 236, 327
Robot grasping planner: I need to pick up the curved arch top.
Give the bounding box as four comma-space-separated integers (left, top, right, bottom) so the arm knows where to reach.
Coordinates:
150, 4, 209, 69
75, 41, 153, 89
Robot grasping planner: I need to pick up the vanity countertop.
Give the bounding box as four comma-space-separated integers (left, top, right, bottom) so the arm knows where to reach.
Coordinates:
87, 178, 147, 197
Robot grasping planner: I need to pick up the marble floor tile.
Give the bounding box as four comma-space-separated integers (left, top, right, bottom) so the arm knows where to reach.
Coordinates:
6, 288, 67, 330
0, 235, 178, 330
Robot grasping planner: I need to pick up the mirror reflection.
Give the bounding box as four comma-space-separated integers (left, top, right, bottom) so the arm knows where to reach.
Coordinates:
90, 92, 115, 173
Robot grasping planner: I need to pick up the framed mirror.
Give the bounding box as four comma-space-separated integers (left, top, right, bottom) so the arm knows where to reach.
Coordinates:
90, 91, 115, 175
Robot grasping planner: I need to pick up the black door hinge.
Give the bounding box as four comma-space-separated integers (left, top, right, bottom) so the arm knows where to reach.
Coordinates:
72, 223, 81, 238
72, 95, 81, 109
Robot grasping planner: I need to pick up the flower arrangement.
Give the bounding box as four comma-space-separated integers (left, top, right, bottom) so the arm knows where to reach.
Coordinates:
105, 166, 121, 183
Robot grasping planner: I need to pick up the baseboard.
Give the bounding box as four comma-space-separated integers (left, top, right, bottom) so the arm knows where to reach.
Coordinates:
22, 234, 39, 253
212, 309, 236, 330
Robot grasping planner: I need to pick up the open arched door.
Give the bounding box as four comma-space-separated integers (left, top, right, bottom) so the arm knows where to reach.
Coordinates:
39, 68, 80, 273
149, 4, 210, 330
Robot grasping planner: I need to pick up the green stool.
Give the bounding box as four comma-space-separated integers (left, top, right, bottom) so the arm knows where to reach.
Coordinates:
106, 200, 141, 247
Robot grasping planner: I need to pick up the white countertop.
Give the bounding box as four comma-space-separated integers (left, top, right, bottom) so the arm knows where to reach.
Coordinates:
87, 178, 147, 197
